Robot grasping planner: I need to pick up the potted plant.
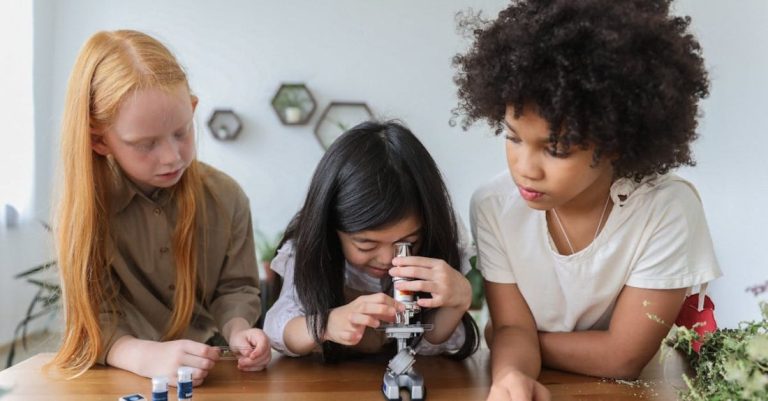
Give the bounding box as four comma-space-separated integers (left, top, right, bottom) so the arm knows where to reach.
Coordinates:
273, 90, 305, 124
467, 255, 485, 310
5, 259, 60, 368
254, 229, 283, 315
662, 281, 768, 400
254, 229, 281, 280
4, 221, 61, 368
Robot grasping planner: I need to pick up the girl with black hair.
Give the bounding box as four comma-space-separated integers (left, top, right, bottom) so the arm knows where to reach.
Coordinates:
263, 121, 480, 361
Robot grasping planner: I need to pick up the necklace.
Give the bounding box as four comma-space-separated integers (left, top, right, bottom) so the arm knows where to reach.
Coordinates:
550, 195, 611, 255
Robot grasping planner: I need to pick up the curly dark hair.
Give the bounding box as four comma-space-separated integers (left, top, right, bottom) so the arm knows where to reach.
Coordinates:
453, 0, 709, 181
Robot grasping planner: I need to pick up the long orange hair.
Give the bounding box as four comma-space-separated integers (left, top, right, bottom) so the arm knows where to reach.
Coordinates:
50, 30, 204, 377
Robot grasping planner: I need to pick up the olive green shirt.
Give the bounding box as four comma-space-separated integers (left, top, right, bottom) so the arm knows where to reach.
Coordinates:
98, 162, 261, 364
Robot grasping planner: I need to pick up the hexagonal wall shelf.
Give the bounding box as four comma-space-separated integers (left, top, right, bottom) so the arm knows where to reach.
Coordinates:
207, 109, 242, 141
314, 101, 374, 150
271, 83, 317, 125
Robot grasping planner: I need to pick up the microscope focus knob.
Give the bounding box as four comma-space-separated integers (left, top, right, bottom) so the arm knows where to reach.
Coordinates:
387, 348, 416, 376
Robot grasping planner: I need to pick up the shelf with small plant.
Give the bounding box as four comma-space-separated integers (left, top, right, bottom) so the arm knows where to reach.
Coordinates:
270, 83, 317, 126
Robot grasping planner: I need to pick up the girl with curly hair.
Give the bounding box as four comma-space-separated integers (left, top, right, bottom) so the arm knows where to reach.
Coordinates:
453, 1, 722, 399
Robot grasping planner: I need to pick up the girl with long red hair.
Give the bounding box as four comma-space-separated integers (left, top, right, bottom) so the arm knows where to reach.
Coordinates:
50, 30, 269, 385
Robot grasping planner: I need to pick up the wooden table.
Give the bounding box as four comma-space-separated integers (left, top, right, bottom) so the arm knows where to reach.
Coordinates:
0, 349, 681, 400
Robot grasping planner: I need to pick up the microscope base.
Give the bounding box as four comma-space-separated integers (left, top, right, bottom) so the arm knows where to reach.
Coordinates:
382, 370, 425, 401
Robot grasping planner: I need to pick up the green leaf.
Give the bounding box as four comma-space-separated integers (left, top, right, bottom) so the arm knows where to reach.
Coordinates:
254, 228, 283, 263
667, 301, 768, 400
7, 257, 61, 368
13, 261, 56, 279
466, 255, 485, 310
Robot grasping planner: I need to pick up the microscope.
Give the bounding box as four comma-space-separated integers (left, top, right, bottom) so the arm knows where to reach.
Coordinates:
381, 242, 432, 401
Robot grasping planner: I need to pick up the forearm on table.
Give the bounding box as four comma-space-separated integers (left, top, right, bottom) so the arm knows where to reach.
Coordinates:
491, 325, 541, 381
222, 317, 252, 341
106, 335, 154, 374
423, 305, 465, 345
283, 316, 320, 355
539, 330, 646, 379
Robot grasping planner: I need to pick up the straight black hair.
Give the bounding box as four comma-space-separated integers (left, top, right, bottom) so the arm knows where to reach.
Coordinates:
282, 120, 479, 361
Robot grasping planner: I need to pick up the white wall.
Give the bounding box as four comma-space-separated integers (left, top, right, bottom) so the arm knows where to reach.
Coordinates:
0, 0, 34, 222
25, 0, 768, 335
674, 0, 768, 327
0, 0, 44, 346
33, 0, 55, 221
39, 0, 509, 238
14, 0, 506, 348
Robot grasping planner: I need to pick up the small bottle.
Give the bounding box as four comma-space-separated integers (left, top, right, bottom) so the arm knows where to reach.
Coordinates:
177, 367, 193, 401
151, 377, 168, 401
392, 242, 414, 303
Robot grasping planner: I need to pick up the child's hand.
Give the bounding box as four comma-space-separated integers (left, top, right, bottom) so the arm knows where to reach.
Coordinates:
325, 293, 404, 346
390, 256, 472, 311
227, 328, 272, 371
141, 339, 220, 387
487, 370, 551, 401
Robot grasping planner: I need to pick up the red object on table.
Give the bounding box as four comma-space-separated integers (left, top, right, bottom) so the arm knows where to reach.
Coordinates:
674, 293, 717, 353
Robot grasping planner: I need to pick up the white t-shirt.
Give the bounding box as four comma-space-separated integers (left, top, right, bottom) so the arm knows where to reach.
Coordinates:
263, 226, 475, 356
470, 171, 722, 332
